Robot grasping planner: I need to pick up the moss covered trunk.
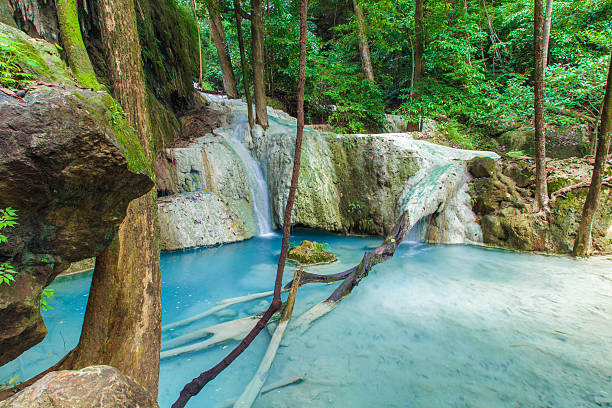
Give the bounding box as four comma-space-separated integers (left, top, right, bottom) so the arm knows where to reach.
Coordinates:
58, 0, 161, 396
55, 0, 101, 89
352, 0, 374, 83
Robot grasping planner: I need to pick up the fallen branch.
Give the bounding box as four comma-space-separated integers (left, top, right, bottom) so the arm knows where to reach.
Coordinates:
216, 375, 305, 408
233, 269, 303, 408
551, 177, 612, 203
291, 211, 412, 335
162, 290, 287, 332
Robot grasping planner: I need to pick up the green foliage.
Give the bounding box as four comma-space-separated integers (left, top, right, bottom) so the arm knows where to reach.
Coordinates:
40, 287, 54, 311
0, 208, 18, 286
0, 42, 34, 88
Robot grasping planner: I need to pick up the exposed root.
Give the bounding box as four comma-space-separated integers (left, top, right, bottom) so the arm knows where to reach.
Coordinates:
550, 177, 612, 203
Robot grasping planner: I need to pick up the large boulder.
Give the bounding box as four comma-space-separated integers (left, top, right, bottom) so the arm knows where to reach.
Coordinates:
0, 366, 158, 408
0, 23, 153, 364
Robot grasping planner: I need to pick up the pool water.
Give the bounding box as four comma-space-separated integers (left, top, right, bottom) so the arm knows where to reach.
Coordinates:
2, 230, 611, 407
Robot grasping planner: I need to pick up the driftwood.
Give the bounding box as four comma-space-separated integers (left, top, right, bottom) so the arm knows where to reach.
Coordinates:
292, 210, 413, 334
217, 375, 305, 408
162, 290, 287, 332
233, 269, 303, 408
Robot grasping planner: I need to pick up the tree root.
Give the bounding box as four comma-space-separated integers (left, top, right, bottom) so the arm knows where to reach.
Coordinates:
551, 177, 612, 203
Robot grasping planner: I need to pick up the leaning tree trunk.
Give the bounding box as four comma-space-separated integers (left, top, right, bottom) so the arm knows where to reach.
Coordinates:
413, 0, 424, 85
573, 52, 612, 257
352, 0, 374, 82
543, 0, 553, 67
533, 0, 549, 213
56, 0, 101, 90
171, 1, 308, 405
55, 0, 162, 396
208, 0, 239, 99
251, 0, 268, 128
233, 0, 254, 128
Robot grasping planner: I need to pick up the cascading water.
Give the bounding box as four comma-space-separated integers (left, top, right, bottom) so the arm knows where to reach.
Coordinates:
226, 117, 274, 236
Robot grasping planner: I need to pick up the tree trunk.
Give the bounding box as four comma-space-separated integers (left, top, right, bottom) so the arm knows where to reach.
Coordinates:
573, 52, 612, 257
56, 0, 161, 397
191, 0, 203, 87
352, 0, 374, 82
413, 0, 424, 84
171, 1, 308, 405
233, 0, 254, 128
56, 0, 101, 90
251, 0, 268, 128
533, 0, 549, 213
208, 0, 239, 99
543, 0, 553, 67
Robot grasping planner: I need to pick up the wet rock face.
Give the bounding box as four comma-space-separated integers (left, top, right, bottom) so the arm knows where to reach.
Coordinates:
0, 366, 159, 408
0, 86, 153, 365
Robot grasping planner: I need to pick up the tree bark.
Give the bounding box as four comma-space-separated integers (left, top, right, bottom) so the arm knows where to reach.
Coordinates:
414, 0, 424, 84
171, 0, 308, 405
251, 0, 268, 128
191, 0, 203, 87
352, 0, 374, 82
54, 0, 162, 397
543, 0, 553, 67
208, 0, 239, 99
234, 0, 255, 128
573, 52, 612, 257
533, 0, 549, 213
55, 0, 101, 90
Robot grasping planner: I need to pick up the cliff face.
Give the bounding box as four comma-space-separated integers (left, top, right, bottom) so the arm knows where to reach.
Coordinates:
0, 23, 153, 365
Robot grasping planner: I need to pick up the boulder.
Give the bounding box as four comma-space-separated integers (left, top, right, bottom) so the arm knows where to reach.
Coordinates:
0, 366, 158, 408
288, 240, 337, 265
0, 85, 152, 363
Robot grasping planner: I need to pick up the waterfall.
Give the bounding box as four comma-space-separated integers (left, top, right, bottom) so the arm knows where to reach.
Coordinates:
226, 119, 274, 236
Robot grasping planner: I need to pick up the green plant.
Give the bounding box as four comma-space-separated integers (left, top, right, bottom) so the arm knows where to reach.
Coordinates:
0, 42, 34, 89
40, 287, 54, 311
0, 208, 18, 286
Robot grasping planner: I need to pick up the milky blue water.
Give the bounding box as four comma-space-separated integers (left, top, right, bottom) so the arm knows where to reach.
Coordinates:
2, 230, 611, 408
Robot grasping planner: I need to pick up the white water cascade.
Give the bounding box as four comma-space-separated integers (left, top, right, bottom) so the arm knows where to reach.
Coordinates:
226, 117, 274, 236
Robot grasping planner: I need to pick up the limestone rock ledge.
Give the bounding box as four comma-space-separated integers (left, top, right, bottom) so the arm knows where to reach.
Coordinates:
0, 366, 158, 408
158, 192, 251, 251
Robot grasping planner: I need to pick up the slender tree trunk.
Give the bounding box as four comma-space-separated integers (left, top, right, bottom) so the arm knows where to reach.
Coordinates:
414, 0, 424, 84
233, 0, 254, 128
543, 0, 553, 67
352, 0, 374, 82
251, 0, 268, 128
573, 52, 612, 257
171, 1, 308, 405
56, 0, 101, 90
208, 0, 239, 98
55, 0, 161, 397
533, 0, 549, 213
191, 0, 203, 87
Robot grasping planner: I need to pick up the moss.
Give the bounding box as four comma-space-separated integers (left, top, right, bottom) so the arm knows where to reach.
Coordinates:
100, 94, 153, 178
55, 0, 101, 90
547, 177, 572, 194
288, 240, 337, 265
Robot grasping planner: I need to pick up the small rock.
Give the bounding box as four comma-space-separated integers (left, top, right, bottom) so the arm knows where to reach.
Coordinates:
287, 240, 337, 265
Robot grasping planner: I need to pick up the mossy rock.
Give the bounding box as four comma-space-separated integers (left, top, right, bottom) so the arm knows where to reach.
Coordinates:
288, 240, 337, 265
0, 22, 73, 85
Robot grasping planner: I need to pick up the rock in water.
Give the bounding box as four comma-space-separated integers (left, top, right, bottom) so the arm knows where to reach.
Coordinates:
288, 240, 337, 265
0, 366, 159, 408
